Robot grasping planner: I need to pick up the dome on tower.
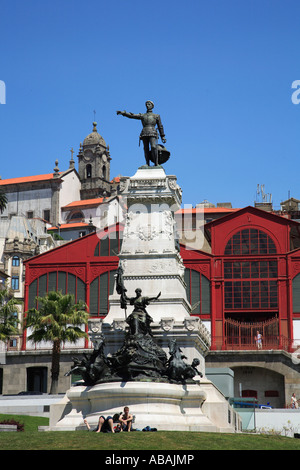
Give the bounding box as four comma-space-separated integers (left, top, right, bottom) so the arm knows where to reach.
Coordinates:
83, 122, 107, 148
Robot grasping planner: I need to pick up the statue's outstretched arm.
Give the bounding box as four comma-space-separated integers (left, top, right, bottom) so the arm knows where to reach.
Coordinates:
147, 292, 161, 302
116, 110, 141, 120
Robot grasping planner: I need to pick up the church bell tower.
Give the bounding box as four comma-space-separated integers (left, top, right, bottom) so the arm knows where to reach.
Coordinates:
77, 122, 112, 200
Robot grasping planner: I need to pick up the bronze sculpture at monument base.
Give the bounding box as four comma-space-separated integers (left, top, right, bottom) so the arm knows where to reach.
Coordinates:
66, 269, 202, 386
65, 320, 202, 386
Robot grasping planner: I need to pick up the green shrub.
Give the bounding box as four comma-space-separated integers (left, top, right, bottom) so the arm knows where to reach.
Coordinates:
0, 418, 24, 431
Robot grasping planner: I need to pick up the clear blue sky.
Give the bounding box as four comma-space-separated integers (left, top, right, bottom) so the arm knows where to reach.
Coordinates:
0, 0, 300, 210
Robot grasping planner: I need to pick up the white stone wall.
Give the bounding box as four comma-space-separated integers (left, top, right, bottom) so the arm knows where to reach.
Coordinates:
59, 172, 81, 221
4, 187, 52, 220
251, 409, 300, 436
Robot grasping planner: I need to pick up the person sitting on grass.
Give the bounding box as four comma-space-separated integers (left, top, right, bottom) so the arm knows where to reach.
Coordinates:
118, 406, 133, 432
84, 415, 115, 433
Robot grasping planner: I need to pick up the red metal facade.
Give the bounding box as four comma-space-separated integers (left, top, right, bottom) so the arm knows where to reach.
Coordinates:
200, 206, 300, 351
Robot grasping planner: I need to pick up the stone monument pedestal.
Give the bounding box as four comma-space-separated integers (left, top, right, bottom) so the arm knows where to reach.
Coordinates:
49, 379, 241, 433
49, 319, 241, 433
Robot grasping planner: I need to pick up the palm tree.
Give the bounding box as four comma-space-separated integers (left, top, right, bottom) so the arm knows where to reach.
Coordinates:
0, 284, 20, 342
24, 291, 89, 394
0, 190, 7, 214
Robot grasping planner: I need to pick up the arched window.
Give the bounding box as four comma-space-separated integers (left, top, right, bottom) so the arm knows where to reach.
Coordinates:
69, 211, 84, 221
28, 271, 86, 309
224, 228, 278, 310
12, 256, 20, 266
86, 164, 92, 178
89, 270, 117, 316
184, 268, 210, 314
224, 229, 277, 255
102, 165, 106, 180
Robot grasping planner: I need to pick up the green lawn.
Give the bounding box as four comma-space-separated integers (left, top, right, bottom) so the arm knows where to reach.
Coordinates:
1, 414, 300, 450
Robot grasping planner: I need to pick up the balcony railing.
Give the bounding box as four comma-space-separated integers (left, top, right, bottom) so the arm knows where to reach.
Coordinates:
211, 335, 293, 352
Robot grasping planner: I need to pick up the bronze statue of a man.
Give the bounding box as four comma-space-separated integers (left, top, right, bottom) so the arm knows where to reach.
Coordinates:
117, 101, 169, 166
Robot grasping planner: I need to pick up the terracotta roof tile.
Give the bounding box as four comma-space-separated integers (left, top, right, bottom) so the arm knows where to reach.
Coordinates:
176, 207, 239, 214
62, 198, 104, 209
0, 173, 62, 185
